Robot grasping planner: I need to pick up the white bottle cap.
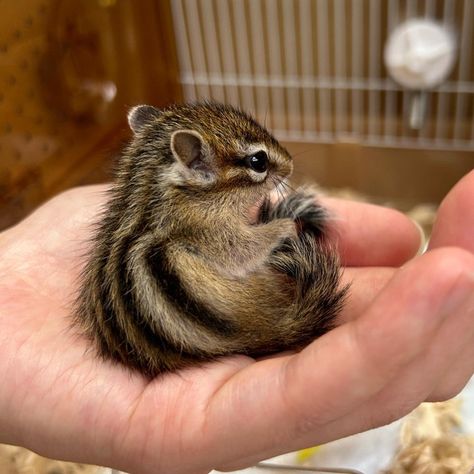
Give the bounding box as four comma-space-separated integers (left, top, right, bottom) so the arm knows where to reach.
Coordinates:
384, 19, 456, 89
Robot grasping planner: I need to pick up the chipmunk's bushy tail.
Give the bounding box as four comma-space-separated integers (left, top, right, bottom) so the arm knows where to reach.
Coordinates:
268, 225, 348, 346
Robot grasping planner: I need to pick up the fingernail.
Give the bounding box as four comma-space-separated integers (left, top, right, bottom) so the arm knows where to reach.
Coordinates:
411, 219, 427, 255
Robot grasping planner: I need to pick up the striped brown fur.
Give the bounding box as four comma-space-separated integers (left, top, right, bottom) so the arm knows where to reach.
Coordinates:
76, 102, 347, 376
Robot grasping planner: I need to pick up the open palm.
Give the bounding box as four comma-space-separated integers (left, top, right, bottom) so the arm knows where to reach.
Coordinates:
0, 173, 473, 474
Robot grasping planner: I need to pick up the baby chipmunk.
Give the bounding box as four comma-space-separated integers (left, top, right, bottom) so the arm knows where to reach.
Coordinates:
77, 102, 347, 376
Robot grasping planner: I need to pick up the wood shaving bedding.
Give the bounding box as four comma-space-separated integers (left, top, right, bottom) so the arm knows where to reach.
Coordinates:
386, 400, 474, 474
0, 444, 109, 474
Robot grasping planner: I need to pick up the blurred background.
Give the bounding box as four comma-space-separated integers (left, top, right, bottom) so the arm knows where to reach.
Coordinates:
0, 0, 473, 232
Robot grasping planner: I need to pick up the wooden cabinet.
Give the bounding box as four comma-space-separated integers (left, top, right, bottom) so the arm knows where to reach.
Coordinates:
0, 0, 180, 230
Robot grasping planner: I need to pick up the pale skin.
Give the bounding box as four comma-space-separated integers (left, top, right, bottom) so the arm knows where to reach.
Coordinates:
0, 171, 473, 474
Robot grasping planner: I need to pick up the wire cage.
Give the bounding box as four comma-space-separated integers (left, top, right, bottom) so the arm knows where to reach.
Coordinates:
170, 0, 474, 151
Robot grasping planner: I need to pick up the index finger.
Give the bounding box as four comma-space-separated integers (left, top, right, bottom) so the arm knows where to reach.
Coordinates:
323, 197, 422, 267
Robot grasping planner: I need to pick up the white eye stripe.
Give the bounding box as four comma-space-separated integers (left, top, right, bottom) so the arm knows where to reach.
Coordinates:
248, 169, 267, 182
241, 143, 268, 155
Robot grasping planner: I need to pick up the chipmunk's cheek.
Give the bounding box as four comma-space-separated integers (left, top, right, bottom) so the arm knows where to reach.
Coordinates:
247, 195, 266, 224
248, 207, 259, 224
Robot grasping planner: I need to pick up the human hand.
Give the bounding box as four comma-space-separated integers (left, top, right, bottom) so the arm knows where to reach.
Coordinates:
0, 171, 472, 474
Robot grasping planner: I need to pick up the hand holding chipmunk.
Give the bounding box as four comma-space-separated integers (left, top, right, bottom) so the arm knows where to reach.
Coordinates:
0, 171, 472, 474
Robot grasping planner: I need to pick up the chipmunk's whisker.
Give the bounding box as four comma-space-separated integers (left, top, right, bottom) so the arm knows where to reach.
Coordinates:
271, 177, 286, 204
274, 177, 298, 195
290, 148, 312, 159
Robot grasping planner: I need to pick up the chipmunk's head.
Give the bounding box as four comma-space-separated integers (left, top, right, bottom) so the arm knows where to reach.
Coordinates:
127, 102, 293, 195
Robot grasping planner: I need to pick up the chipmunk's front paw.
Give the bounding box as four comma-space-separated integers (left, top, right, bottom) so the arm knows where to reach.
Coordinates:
271, 190, 328, 236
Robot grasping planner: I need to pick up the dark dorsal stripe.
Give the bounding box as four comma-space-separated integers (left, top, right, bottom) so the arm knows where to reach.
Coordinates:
96, 264, 141, 361
93, 233, 181, 376
146, 243, 236, 336
113, 235, 180, 354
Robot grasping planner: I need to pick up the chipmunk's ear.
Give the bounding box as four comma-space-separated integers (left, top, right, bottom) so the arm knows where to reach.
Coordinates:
170, 129, 216, 185
128, 105, 161, 135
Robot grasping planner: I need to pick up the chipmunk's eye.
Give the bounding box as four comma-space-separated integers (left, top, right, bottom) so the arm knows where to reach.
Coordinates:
246, 151, 268, 173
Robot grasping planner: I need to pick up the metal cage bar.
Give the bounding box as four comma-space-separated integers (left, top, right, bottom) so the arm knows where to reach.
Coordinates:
171, 0, 474, 151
